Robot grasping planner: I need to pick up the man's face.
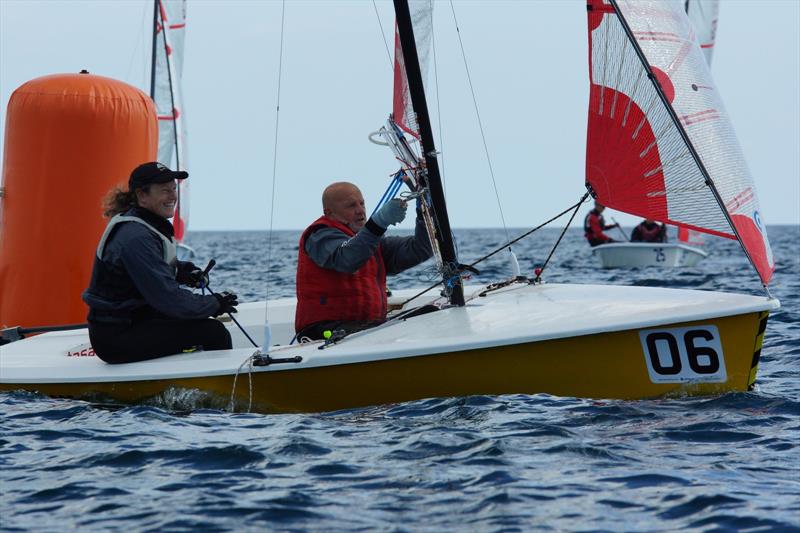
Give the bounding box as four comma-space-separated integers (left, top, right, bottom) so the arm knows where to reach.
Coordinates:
325, 184, 366, 232
137, 180, 178, 219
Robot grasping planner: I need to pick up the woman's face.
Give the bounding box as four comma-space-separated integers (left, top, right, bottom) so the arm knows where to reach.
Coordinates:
136, 181, 178, 219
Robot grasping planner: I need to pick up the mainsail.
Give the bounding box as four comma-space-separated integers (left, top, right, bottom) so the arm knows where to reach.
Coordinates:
151, 0, 189, 242
685, 0, 720, 65
585, 0, 774, 284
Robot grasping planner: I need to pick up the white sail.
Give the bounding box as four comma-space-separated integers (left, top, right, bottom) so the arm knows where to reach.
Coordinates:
586, 0, 774, 284
685, 0, 720, 65
152, 0, 189, 241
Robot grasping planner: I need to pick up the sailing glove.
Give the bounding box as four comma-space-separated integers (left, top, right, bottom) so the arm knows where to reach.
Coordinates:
213, 291, 239, 316
176, 261, 209, 289
371, 198, 407, 229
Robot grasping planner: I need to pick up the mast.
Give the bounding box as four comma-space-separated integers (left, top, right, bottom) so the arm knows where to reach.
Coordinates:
607, 0, 765, 288
149, 0, 158, 99
393, 0, 464, 306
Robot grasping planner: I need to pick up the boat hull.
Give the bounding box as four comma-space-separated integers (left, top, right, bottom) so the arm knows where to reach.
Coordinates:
0, 284, 772, 413
593, 242, 707, 268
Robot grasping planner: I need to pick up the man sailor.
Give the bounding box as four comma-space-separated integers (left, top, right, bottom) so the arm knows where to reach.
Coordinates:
584, 201, 619, 247
295, 181, 433, 340
631, 219, 667, 243
83, 162, 238, 364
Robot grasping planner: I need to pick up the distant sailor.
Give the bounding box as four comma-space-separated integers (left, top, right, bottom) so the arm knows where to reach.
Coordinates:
295, 181, 433, 340
631, 219, 667, 243
584, 201, 619, 247
82, 162, 238, 364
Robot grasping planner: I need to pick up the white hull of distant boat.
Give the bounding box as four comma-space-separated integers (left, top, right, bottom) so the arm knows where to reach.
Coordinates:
0, 283, 778, 413
593, 242, 707, 268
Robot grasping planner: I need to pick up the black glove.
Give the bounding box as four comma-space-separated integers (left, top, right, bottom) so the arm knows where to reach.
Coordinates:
176, 261, 209, 289
213, 291, 239, 316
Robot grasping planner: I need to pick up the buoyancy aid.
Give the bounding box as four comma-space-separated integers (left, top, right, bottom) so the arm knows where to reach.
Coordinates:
632, 222, 665, 242
85, 209, 177, 310
295, 216, 387, 333
584, 209, 607, 240
97, 213, 177, 265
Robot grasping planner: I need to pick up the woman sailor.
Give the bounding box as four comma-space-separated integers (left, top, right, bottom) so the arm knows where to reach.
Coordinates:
82, 162, 238, 364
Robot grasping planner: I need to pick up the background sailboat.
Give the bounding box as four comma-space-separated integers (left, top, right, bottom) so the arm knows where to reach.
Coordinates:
150, 0, 191, 256
591, 0, 722, 267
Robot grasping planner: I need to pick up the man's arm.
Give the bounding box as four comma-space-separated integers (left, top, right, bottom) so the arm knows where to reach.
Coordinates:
381, 211, 433, 275
304, 224, 383, 274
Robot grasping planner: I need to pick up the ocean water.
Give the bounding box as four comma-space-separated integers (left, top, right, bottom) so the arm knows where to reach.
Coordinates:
2, 225, 798, 531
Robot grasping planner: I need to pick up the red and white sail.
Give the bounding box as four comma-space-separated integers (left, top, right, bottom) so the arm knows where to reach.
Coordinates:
585, 0, 774, 284
152, 0, 189, 241
393, 1, 434, 138
685, 0, 720, 65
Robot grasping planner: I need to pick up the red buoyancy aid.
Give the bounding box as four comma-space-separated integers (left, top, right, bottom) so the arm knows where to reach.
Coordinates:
584, 210, 610, 242
634, 222, 664, 242
295, 216, 387, 333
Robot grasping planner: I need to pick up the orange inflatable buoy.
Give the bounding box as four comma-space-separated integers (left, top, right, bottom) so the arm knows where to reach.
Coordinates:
0, 72, 157, 329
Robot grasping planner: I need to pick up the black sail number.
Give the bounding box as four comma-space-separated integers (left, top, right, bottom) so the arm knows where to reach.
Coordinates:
641, 326, 725, 383
684, 329, 720, 374
645, 332, 681, 375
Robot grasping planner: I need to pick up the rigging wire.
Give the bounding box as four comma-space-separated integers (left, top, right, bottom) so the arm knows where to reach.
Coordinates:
371, 0, 394, 71
125, 0, 150, 86
448, 0, 510, 244
265, 0, 287, 331
430, 0, 447, 194
535, 194, 590, 280
400, 193, 590, 307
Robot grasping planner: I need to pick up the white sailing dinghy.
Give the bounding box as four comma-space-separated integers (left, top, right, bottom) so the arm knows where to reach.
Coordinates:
593, 240, 707, 268
591, 0, 719, 269
150, 0, 192, 257
0, 0, 778, 413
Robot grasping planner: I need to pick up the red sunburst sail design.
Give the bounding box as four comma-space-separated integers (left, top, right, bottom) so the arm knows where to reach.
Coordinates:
392, 1, 434, 138
585, 0, 774, 284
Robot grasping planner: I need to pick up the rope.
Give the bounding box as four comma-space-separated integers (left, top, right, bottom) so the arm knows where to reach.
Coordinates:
371, 171, 404, 217
372, 0, 394, 71
264, 0, 287, 330
430, 0, 446, 193
228, 352, 258, 413
400, 193, 590, 307
448, 0, 509, 245
535, 194, 590, 280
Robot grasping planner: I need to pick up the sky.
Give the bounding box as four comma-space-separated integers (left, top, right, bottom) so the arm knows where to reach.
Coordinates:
1, 0, 798, 231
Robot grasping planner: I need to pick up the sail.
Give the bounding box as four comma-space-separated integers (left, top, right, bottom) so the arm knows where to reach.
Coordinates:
678, 226, 704, 245
585, 0, 774, 284
685, 0, 720, 65
393, 1, 434, 138
151, 0, 189, 241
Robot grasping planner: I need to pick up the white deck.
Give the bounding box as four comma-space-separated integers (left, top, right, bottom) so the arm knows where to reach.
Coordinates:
593, 242, 707, 268
0, 283, 778, 383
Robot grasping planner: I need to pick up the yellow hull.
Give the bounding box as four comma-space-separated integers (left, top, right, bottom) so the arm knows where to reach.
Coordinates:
1, 311, 769, 413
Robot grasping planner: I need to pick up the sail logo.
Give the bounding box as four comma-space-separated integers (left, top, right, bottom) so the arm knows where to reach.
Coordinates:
753, 210, 775, 269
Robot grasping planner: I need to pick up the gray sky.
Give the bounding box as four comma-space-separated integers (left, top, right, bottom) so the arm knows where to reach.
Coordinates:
1, 0, 798, 231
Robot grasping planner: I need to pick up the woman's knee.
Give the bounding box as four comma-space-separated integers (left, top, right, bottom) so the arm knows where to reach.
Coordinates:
205, 319, 232, 350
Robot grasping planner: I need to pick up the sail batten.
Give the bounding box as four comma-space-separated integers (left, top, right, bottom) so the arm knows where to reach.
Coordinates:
586, 0, 774, 284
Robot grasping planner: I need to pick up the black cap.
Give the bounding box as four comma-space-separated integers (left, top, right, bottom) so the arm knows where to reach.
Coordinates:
129, 162, 188, 189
